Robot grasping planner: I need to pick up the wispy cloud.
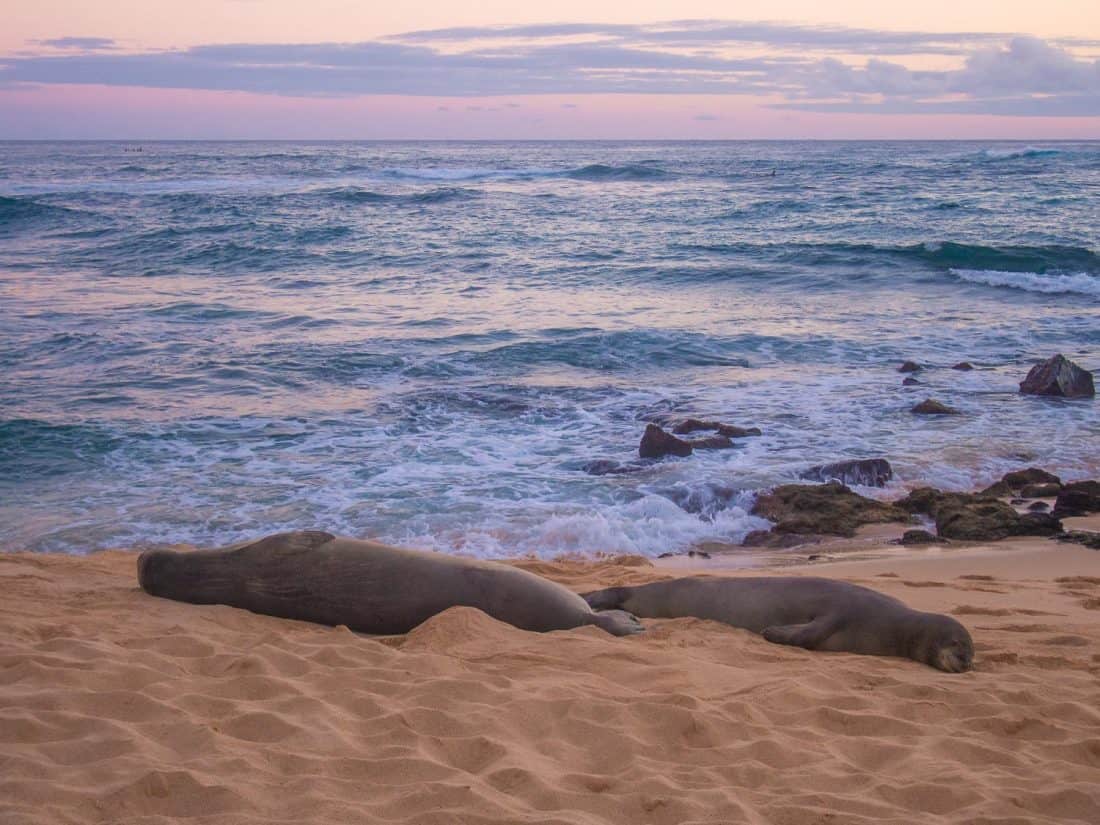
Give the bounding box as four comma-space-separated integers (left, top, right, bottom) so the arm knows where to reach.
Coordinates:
3, 22, 1098, 116
35, 37, 117, 51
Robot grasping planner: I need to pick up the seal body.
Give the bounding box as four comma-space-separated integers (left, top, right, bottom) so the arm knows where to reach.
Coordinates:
138, 531, 642, 637
584, 576, 972, 671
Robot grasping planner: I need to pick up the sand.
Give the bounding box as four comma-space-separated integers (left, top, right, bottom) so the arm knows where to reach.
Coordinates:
2, 538, 1099, 825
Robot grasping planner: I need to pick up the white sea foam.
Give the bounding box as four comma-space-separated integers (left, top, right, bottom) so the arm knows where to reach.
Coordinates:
950, 268, 1100, 296
389, 494, 772, 560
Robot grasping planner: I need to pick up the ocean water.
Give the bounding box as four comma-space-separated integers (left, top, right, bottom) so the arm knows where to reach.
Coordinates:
1, 140, 1098, 556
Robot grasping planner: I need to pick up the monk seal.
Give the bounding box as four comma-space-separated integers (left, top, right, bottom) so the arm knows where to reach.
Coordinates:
583, 576, 973, 672
137, 530, 643, 637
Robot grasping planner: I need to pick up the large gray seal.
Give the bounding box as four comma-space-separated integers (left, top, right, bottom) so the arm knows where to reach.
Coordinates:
583, 576, 973, 671
138, 530, 643, 637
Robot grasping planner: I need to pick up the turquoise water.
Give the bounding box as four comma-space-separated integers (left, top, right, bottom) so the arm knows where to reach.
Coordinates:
2, 140, 1098, 554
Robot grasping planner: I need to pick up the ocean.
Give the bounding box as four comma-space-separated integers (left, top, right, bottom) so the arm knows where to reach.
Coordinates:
1, 140, 1098, 555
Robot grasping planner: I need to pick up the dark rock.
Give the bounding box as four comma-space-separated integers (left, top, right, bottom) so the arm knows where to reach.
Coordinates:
1028, 501, 1050, 512
716, 425, 763, 438
911, 398, 961, 415
1003, 468, 1062, 487
752, 482, 910, 538
952, 362, 975, 371
1019, 354, 1095, 398
807, 554, 824, 561
980, 468, 1062, 497
896, 487, 1063, 541
1018, 512, 1064, 535
671, 418, 712, 434
898, 361, 922, 373
800, 458, 893, 488
1053, 531, 1100, 550
639, 424, 693, 459
1053, 480, 1100, 516
899, 529, 946, 545
688, 435, 735, 450
1020, 483, 1062, 498
672, 419, 762, 438
902, 377, 921, 386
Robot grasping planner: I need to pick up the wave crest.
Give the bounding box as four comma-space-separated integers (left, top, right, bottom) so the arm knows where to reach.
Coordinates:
950, 268, 1100, 296
566, 163, 671, 181
324, 186, 479, 205
979, 146, 1061, 161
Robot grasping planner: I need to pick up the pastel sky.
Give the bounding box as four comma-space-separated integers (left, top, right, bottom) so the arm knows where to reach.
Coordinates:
2, 1, 1098, 138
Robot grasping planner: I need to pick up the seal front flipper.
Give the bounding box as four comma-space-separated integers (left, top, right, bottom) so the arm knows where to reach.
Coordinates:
582, 586, 629, 611
762, 617, 838, 650
591, 609, 645, 636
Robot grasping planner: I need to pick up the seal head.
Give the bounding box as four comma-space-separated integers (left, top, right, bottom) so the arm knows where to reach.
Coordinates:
911, 613, 974, 673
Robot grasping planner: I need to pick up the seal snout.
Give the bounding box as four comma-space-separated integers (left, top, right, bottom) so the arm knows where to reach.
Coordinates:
934, 635, 974, 673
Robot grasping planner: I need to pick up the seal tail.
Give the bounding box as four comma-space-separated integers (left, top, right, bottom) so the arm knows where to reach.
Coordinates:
581, 586, 629, 611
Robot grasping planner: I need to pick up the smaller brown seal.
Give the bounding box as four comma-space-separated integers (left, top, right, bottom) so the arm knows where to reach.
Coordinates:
583, 576, 973, 672
138, 531, 643, 637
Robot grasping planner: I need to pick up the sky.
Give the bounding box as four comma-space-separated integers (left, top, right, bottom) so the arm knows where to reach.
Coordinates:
1, 1, 1098, 139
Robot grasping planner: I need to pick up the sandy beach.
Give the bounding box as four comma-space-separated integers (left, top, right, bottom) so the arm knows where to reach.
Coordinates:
2, 534, 1098, 825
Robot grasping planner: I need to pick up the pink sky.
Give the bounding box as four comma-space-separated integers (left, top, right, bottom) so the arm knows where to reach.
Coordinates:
2, 1, 1098, 138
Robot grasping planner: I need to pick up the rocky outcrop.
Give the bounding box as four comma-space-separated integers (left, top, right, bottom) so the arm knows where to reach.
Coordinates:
896, 487, 1063, 541
1053, 480, 1100, 517
800, 458, 893, 488
981, 468, 1063, 497
902, 377, 921, 386
672, 419, 762, 438
751, 482, 910, 538
1020, 483, 1062, 498
952, 362, 974, 371
1053, 531, 1100, 550
911, 399, 961, 415
638, 424, 693, 459
898, 361, 922, 373
1019, 354, 1095, 398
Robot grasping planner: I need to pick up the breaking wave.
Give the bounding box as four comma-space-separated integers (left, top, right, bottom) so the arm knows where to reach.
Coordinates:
950, 268, 1100, 297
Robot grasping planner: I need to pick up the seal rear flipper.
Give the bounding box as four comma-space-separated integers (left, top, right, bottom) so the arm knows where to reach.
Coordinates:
581, 586, 628, 611
761, 617, 838, 650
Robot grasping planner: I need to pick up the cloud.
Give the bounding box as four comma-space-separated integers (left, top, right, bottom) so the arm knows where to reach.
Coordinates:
694, 113, 720, 121
35, 37, 116, 50
391, 20, 1000, 56
2, 23, 1097, 116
